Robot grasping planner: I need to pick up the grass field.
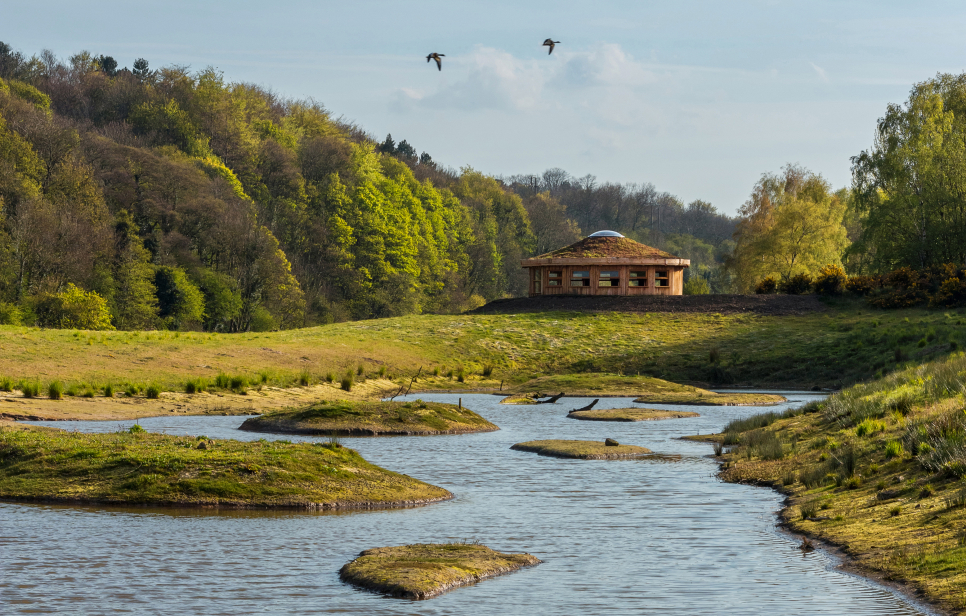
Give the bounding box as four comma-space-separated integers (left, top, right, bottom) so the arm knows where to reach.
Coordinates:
711, 353, 966, 615
510, 439, 652, 459
0, 298, 963, 402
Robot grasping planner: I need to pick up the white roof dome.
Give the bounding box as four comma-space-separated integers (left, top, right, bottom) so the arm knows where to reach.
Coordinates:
587, 230, 624, 238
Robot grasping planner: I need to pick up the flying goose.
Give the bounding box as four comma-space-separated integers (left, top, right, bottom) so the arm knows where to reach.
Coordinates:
426, 53, 445, 71
542, 39, 560, 55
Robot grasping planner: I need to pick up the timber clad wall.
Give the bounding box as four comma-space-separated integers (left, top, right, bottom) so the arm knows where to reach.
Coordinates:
527, 265, 684, 296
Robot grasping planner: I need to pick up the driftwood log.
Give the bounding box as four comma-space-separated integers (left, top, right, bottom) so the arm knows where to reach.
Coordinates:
535, 392, 565, 404
567, 399, 599, 413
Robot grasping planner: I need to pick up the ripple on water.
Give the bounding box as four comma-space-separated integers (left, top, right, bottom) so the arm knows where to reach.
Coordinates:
0, 393, 937, 615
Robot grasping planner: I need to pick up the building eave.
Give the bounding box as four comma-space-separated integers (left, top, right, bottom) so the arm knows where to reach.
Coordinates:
521, 258, 691, 267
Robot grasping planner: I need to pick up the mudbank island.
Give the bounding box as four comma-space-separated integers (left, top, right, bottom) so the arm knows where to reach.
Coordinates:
340, 543, 541, 600
511, 439, 652, 460
0, 423, 451, 509
239, 399, 498, 436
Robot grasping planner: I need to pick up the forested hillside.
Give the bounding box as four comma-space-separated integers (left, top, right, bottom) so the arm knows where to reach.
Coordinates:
0, 44, 541, 331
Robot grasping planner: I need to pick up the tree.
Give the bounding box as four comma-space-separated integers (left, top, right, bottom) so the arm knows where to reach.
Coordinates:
378, 133, 395, 155
155, 266, 204, 329
727, 165, 849, 292
851, 74, 966, 270
32, 283, 113, 329
110, 210, 158, 329
98, 55, 118, 77
396, 139, 416, 161
132, 58, 151, 81
524, 192, 581, 255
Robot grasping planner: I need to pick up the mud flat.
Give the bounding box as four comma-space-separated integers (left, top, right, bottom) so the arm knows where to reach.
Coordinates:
0, 423, 451, 509
239, 399, 498, 436
339, 543, 540, 600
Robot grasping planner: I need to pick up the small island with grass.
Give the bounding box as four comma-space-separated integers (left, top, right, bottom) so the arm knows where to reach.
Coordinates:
339, 543, 541, 600
511, 439, 651, 459
239, 399, 498, 436
500, 373, 784, 406
0, 423, 451, 509
568, 407, 700, 422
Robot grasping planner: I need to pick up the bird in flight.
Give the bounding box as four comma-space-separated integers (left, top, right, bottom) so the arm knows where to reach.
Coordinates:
426, 53, 445, 71
542, 39, 560, 55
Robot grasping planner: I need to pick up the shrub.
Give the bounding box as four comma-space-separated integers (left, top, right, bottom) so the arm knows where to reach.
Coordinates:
103, 384, 114, 398
0, 377, 12, 392
755, 277, 778, 294
782, 470, 796, 486
185, 378, 206, 394
885, 440, 905, 459
324, 372, 335, 383
930, 276, 966, 308
229, 376, 247, 391
47, 381, 63, 400
215, 373, 230, 389
145, 384, 161, 399
813, 264, 847, 295
800, 464, 829, 488
357, 364, 365, 376
846, 275, 880, 296
128, 423, 146, 434
456, 369, 466, 383
843, 476, 862, 490
433, 367, 441, 376
684, 276, 711, 295
31, 284, 114, 330
890, 505, 901, 517
340, 373, 353, 392
778, 272, 813, 295
800, 499, 819, 519
482, 364, 494, 378
125, 384, 139, 397
19, 381, 38, 398
919, 484, 935, 499
0, 302, 22, 325
298, 371, 311, 386
378, 365, 387, 377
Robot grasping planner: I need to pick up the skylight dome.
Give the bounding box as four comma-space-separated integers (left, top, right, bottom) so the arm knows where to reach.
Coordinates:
587, 230, 624, 238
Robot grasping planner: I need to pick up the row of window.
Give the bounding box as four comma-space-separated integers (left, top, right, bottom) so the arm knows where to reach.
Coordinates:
543, 270, 669, 288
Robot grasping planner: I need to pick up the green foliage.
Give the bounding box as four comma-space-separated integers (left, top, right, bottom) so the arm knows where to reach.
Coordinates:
755, 277, 777, 294
885, 440, 905, 459
145, 384, 161, 399
341, 373, 353, 392
683, 276, 710, 295
0, 302, 21, 325
47, 381, 62, 400
777, 272, 813, 295
103, 383, 114, 397
155, 267, 205, 330
814, 264, 847, 295
32, 284, 114, 330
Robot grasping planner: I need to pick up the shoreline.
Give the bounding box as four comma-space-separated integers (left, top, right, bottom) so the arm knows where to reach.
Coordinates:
717, 463, 953, 616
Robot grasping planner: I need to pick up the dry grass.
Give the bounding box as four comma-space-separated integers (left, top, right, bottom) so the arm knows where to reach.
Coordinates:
339, 543, 540, 600
510, 439, 652, 459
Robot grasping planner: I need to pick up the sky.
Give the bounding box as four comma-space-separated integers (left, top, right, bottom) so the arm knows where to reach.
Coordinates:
4, 0, 966, 214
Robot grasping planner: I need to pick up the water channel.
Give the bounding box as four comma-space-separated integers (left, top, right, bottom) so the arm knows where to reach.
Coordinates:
1, 392, 939, 615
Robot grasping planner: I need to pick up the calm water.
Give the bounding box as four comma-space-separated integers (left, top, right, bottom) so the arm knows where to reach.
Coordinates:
1, 393, 938, 615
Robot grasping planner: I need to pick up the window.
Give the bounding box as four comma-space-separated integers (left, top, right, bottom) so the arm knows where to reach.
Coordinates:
655, 270, 669, 287
598, 271, 620, 287
547, 271, 562, 286
570, 271, 590, 287
629, 271, 648, 287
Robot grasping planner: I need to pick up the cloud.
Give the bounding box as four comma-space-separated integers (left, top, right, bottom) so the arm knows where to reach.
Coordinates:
810, 62, 829, 83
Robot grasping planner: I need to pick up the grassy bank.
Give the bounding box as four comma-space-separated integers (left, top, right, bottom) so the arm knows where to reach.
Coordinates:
339, 543, 541, 600
711, 353, 966, 615
0, 299, 963, 398
501, 374, 785, 405
0, 424, 451, 509
510, 439, 651, 459
568, 408, 700, 422
239, 400, 498, 436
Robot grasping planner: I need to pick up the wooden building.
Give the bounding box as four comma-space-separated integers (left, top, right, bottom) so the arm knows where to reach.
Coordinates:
521, 230, 690, 296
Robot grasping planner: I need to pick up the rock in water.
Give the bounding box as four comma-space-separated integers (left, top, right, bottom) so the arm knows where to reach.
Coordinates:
605, 438, 619, 447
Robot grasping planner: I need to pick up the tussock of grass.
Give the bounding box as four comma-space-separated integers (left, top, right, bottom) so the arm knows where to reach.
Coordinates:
510, 439, 651, 459
339, 544, 540, 600
0, 424, 451, 508
240, 399, 499, 436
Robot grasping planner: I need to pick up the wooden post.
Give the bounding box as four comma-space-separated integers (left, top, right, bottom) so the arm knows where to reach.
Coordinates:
500, 380, 504, 391
459, 398, 462, 409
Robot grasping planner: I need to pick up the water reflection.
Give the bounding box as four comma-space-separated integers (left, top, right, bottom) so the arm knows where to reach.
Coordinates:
1, 393, 938, 615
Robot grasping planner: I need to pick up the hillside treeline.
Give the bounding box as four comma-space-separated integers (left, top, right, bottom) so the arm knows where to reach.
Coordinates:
0, 44, 537, 330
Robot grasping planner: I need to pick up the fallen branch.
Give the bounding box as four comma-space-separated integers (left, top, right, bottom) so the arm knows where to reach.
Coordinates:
389, 366, 422, 401
535, 392, 565, 404
567, 399, 599, 414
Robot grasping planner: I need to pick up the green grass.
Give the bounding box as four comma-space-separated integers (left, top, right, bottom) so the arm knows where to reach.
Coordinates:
0, 299, 962, 393
240, 400, 498, 436
568, 408, 700, 422
339, 544, 541, 600
510, 439, 652, 459
717, 351, 966, 613
0, 424, 451, 508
